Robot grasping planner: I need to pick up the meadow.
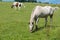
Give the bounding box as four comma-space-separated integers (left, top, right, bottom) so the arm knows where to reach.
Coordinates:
0, 2, 60, 40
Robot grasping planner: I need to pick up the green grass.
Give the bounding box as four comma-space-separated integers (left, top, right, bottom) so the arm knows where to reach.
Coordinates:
0, 2, 60, 40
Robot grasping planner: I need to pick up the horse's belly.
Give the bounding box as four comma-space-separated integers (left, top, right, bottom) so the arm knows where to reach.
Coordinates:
39, 13, 49, 18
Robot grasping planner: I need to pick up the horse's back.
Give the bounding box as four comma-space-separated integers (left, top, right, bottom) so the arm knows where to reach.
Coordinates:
32, 6, 53, 18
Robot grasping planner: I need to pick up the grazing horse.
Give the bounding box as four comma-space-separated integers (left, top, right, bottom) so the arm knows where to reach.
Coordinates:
11, 2, 25, 10
29, 6, 59, 32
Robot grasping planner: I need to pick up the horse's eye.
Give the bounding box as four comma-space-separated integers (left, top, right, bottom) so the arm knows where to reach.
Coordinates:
32, 22, 34, 24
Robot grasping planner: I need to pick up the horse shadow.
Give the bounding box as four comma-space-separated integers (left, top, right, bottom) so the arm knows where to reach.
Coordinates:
32, 25, 60, 33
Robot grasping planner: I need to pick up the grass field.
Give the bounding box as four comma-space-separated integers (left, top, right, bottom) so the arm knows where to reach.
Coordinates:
0, 2, 60, 40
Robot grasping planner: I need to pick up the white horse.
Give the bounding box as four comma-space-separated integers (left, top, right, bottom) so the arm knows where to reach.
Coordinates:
29, 6, 59, 32
11, 2, 25, 10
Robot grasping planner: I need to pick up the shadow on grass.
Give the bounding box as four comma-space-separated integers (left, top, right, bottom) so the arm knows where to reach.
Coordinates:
32, 25, 60, 33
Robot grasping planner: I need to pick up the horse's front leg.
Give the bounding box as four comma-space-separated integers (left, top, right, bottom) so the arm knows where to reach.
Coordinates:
45, 17, 48, 27
35, 18, 39, 30
50, 15, 53, 26
18, 5, 21, 10
14, 6, 17, 10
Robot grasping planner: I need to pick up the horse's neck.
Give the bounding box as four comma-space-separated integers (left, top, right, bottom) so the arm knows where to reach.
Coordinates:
30, 14, 35, 23
16, 3, 18, 6
30, 17, 34, 23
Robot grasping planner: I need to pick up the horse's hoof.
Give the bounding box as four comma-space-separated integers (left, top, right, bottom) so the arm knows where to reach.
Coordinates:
36, 25, 38, 30
30, 30, 33, 33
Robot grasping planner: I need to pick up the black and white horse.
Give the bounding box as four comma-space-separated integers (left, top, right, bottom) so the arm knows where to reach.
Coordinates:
11, 2, 25, 10
29, 6, 59, 32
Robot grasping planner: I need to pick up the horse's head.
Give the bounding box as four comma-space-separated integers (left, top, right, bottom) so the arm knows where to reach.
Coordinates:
11, 5, 14, 8
29, 22, 34, 32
